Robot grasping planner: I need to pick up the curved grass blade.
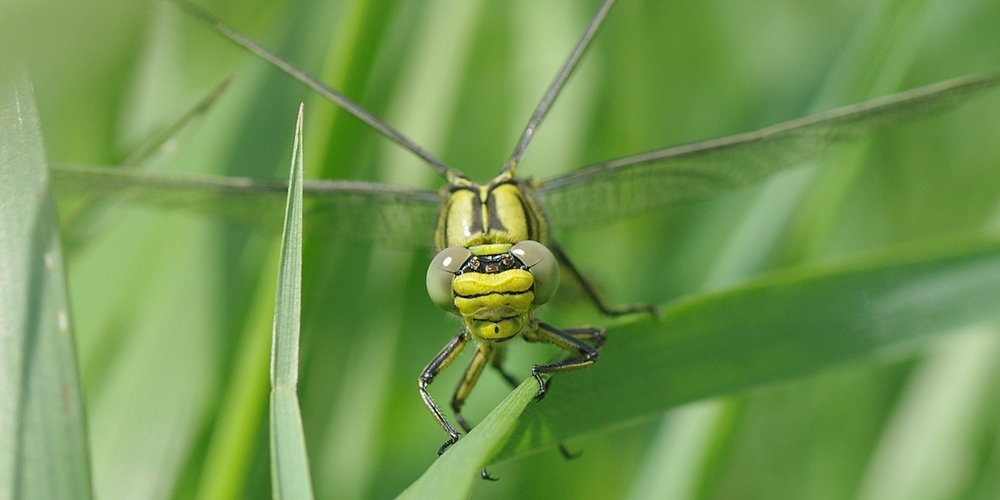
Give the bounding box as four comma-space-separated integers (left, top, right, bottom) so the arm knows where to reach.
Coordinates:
487, 235, 1000, 461
269, 104, 314, 499
397, 380, 538, 500
0, 71, 92, 499
50, 164, 441, 249
540, 73, 1000, 228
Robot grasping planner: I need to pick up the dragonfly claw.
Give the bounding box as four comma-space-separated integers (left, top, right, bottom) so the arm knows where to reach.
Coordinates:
559, 444, 582, 460
532, 371, 547, 401
438, 433, 460, 456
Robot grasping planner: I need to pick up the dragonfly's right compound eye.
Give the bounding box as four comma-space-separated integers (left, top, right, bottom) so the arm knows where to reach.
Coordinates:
426, 246, 472, 313
510, 240, 559, 306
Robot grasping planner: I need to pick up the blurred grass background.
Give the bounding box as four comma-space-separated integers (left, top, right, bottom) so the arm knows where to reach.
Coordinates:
6, 0, 1000, 498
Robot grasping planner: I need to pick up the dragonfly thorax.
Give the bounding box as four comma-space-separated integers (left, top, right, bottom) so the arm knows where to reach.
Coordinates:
434, 179, 548, 250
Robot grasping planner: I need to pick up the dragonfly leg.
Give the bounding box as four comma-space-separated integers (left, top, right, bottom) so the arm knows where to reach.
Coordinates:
451, 343, 492, 434
419, 331, 469, 455
452, 344, 502, 481
488, 346, 520, 388
562, 325, 607, 349
491, 343, 581, 460
550, 243, 662, 319
523, 321, 601, 401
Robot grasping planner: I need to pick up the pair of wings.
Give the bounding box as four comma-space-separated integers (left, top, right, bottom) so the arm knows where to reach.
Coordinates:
52, 73, 1000, 250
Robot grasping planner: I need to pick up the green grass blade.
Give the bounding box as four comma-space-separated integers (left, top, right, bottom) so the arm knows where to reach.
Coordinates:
269, 103, 313, 500
0, 71, 92, 498
397, 380, 538, 500
494, 236, 1000, 461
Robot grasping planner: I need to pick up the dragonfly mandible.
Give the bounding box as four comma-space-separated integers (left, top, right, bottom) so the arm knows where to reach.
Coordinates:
50, 0, 1000, 473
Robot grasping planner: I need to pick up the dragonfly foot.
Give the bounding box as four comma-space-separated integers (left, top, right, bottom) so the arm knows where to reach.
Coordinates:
531, 370, 547, 401
438, 433, 460, 456
558, 443, 582, 460
645, 304, 665, 321
480, 468, 499, 481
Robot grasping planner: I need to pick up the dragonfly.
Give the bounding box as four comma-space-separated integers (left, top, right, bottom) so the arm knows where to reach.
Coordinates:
51, 0, 1000, 471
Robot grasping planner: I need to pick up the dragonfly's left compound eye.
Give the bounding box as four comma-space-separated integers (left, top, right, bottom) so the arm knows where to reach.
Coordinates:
426, 246, 472, 312
510, 240, 559, 305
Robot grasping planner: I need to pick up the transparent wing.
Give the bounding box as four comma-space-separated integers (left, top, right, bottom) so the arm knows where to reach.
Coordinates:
52, 164, 443, 249
539, 73, 1000, 228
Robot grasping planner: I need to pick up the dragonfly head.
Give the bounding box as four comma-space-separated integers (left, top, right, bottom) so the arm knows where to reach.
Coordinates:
426, 240, 559, 341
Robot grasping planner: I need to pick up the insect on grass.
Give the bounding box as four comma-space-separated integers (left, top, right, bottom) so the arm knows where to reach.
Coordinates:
169, 0, 1000, 465
51, 0, 1000, 489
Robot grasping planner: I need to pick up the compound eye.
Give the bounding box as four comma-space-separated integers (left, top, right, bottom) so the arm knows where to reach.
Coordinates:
510, 240, 559, 305
426, 246, 472, 312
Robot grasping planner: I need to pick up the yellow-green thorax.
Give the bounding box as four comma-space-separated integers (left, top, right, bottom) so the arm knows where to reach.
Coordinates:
435, 177, 547, 250
432, 176, 552, 342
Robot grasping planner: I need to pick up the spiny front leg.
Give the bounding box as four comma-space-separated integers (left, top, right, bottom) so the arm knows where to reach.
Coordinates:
563, 325, 607, 349
489, 344, 581, 460
523, 322, 602, 401
419, 331, 469, 455
451, 343, 492, 434
451, 343, 501, 481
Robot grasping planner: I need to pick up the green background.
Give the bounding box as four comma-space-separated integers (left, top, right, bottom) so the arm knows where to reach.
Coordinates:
5, 0, 1000, 498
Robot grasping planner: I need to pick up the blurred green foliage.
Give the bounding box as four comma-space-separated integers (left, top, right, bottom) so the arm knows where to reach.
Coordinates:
9, 0, 1000, 498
